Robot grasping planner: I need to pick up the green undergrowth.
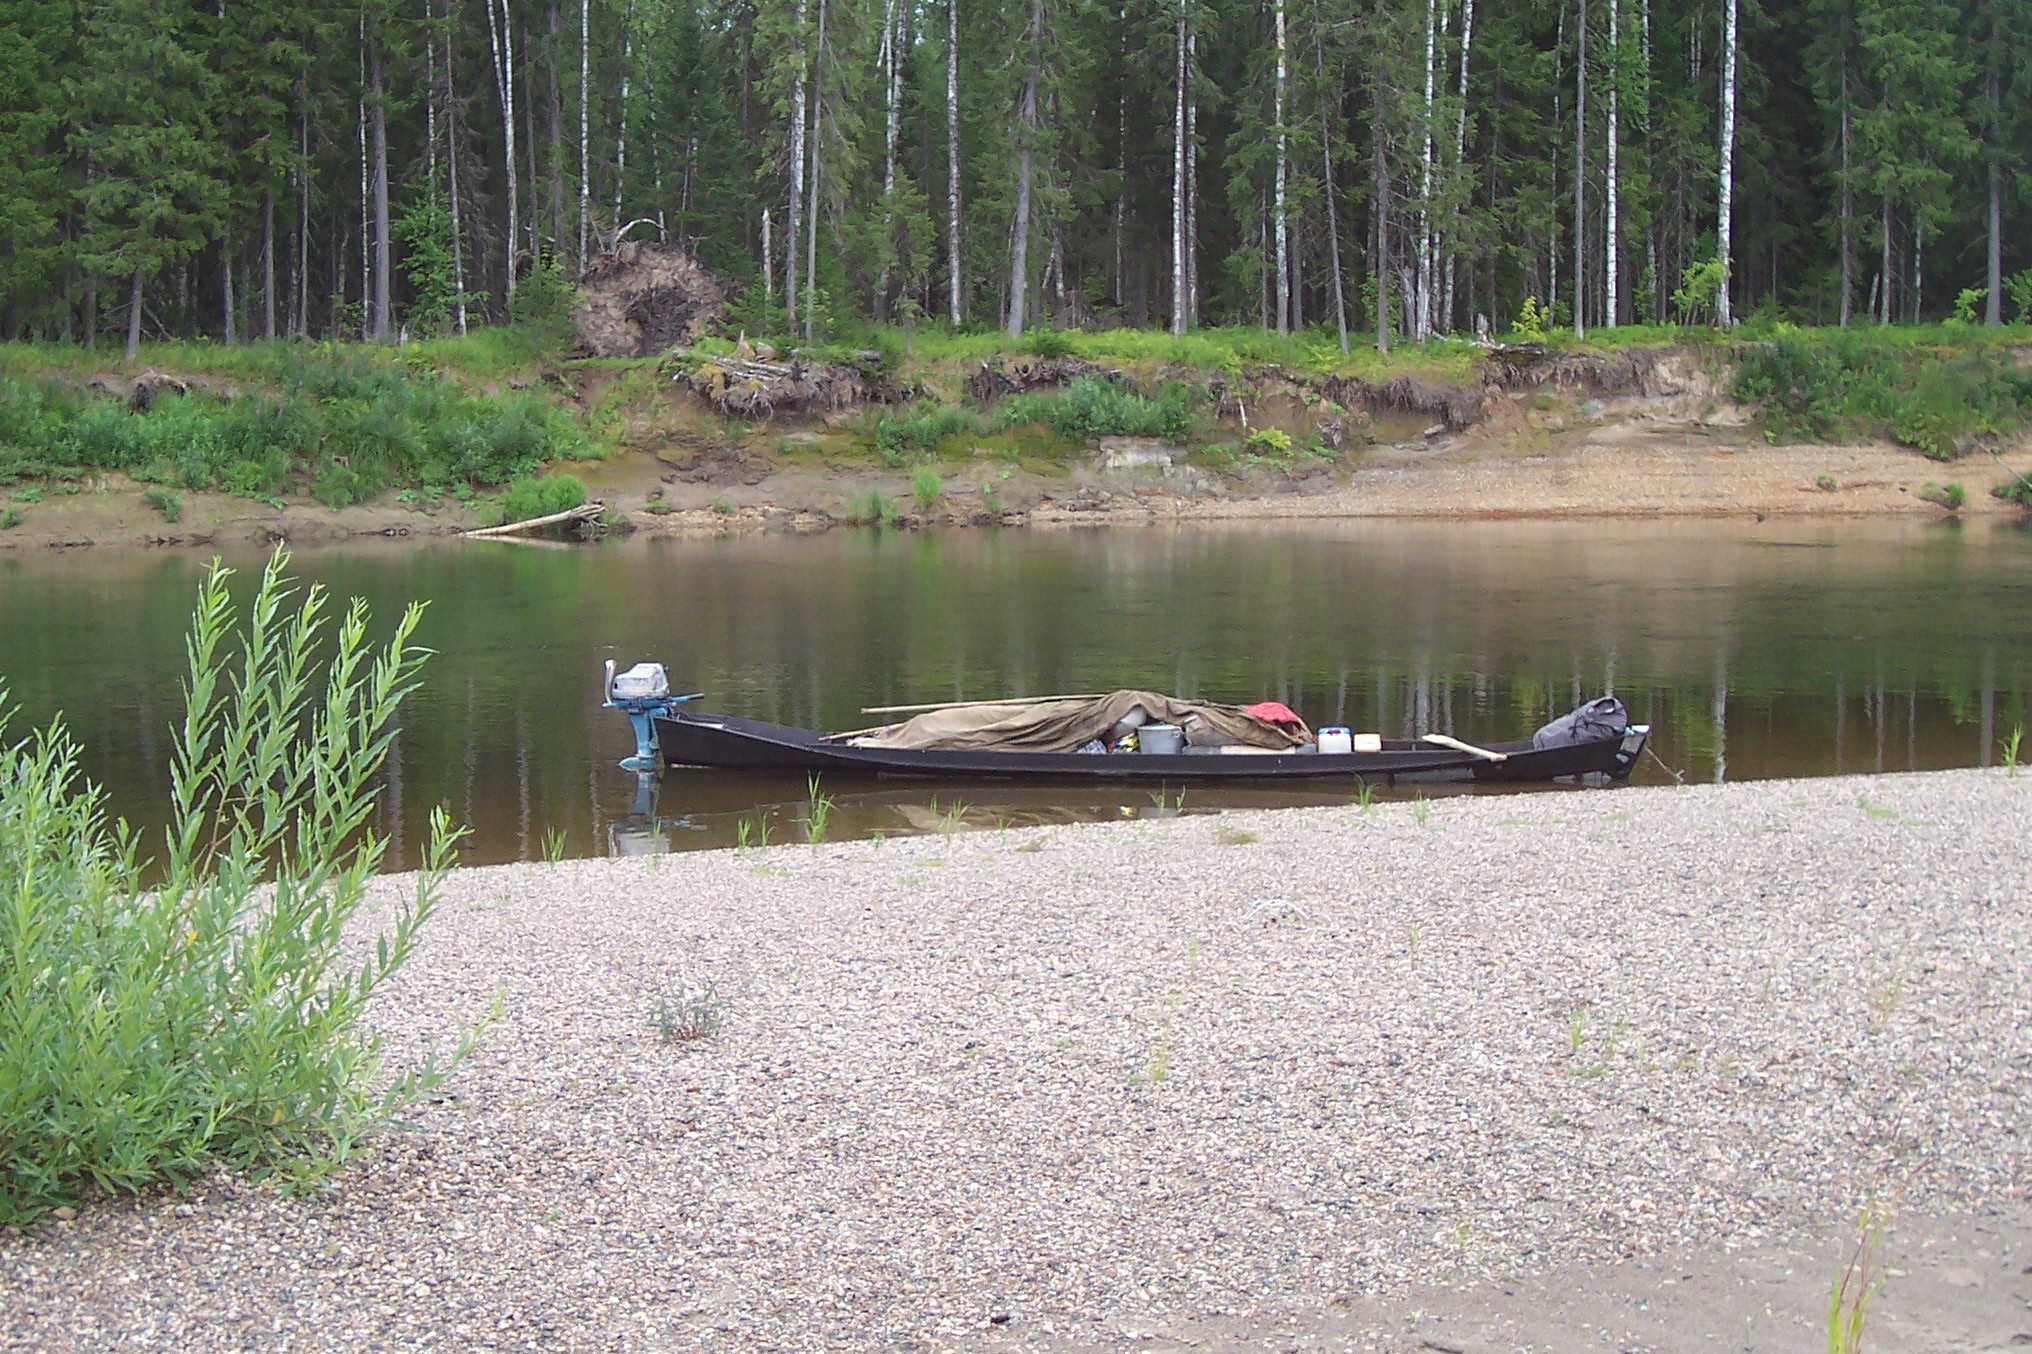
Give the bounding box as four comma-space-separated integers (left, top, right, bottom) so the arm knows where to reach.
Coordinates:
0, 550, 481, 1226
500, 472, 588, 522
0, 345, 594, 507
862, 376, 1209, 465
1732, 330, 2032, 460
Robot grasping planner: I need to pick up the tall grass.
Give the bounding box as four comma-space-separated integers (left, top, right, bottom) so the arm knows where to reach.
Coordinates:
0, 549, 481, 1225
0, 347, 592, 505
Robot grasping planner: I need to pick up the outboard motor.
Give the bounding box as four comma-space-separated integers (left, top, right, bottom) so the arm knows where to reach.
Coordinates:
602, 661, 701, 770
1532, 696, 1629, 750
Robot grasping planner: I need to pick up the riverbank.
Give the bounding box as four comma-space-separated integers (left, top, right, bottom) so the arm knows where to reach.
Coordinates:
6, 767, 2026, 1351
3, 328, 2030, 552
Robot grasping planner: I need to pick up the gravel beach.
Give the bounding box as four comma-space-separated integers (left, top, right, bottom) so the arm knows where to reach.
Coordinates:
6, 768, 2029, 1352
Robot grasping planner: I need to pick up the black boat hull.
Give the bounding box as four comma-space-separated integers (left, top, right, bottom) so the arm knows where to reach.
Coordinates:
653, 710, 1649, 784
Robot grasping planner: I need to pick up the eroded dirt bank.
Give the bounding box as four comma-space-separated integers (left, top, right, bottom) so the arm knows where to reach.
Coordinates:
4, 346, 2027, 553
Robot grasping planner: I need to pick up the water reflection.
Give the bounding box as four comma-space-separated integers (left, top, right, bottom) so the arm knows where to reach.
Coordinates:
0, 518, 2025, 867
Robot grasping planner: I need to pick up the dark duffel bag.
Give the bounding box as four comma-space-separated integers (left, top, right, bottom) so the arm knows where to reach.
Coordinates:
1532, 696, 1629, 750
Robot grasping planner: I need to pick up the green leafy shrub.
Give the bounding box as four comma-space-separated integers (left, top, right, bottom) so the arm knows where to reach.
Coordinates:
911, 465, 943, 513
0, 551, 479, 1225
996, 376, 1205, 443
0, 506, 19, 529
866, 402, 979, 466
1511, 296, 1551, 343
1244, 426, 1294, 457
1992, 476, 2032, 506
142, 486, 182, 522
1732, 336, 2032, 460
1019, 329, 1076, 359
501, 473, 589, 522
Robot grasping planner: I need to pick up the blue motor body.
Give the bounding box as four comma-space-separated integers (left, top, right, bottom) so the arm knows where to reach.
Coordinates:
602, 661, 702, 770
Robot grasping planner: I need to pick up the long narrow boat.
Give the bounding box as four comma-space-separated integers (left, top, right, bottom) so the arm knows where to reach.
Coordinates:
649, 707, 1650, 785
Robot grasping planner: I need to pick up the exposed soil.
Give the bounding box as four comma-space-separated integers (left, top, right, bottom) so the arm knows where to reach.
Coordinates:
5, 348, 2028, 554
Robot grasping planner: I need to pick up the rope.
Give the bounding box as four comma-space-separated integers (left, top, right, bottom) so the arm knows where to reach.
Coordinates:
1645, 742, 1686, 785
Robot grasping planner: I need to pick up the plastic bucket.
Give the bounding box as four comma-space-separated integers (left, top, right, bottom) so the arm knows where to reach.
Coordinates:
1139, 723, 1185, 755
1318, 727, 1352, 755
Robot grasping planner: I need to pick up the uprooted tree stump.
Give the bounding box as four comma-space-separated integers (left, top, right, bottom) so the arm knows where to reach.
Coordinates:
964, 355, 1121, 403
672, 353, 878, 418
573, 242, 730, 358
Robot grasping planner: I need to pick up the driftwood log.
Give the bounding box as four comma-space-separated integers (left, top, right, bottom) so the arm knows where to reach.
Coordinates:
463, 501, 605, 540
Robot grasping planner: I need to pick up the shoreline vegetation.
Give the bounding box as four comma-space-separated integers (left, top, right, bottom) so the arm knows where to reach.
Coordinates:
2, 321, 2031, 551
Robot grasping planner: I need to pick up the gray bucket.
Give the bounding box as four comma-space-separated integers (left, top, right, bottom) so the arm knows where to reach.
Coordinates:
1139, 723, 1185, 755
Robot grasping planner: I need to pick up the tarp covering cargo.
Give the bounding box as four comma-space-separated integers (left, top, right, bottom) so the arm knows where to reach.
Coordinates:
850, 690, 1312, 753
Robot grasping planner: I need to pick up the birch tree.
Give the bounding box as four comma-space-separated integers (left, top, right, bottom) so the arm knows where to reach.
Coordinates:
1716, 0, 1736, 326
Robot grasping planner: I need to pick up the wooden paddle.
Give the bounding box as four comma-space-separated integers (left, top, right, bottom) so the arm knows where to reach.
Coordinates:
1420, 733, 1509, 762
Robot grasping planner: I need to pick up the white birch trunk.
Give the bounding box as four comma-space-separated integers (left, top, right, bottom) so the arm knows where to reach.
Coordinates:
1642, 0, 1656, 320
1316, 38, 1349, 353
1416, 0, 1435, 340
1716, 0, 1736, 326
1187, 30, 1198, 320
1605, 0, 1618, 327
804, 0, 827, 341
947, 0, 962, 323
1839, 48, 1852, 326
1446, 0, 1474, 335
1986, 70, 2002, 325
1573, 0, 1586, 337
578, 0, 590, 267
788, 0, 808, 325
1274, 0, 1288, 334
876, 0, 900, 310
763, 209, 773, 303
1007, 0, 1041, 338
487, 0, 519, 301
611, 8, 635, 240
369, 35, 391, 341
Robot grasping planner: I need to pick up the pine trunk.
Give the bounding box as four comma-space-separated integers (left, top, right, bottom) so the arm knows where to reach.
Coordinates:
125, 269, 143, 360
262, 192, 275, 339
369, 37, 391, 341
222, 230, 237, 344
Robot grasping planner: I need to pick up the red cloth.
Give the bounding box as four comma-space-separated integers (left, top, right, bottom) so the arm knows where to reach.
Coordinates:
1242, 701, 1303, 727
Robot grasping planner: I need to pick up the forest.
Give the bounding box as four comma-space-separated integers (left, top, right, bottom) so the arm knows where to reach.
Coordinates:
0, 0, 2025, 357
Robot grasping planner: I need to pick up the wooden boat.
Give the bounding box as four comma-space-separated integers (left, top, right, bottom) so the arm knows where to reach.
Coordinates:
650, 707, 1651, 785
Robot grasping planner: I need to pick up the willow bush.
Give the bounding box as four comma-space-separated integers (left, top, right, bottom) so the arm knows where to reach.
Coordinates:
0, 550, 479, 1226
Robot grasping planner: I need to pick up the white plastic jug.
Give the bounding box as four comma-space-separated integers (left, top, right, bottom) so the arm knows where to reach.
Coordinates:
1318, 727, 1352, 755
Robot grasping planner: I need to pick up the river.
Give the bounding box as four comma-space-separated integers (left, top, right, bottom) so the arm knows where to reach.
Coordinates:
2, 518, 2026, 867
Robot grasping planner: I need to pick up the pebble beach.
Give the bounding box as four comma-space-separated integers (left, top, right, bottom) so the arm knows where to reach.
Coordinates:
6, 767, 2029, 1352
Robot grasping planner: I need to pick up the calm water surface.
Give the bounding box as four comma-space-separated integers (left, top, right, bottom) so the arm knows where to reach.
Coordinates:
2, 518, 2027, 867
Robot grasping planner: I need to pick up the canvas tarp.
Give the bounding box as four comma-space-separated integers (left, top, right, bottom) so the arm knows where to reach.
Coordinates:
849, 690, 1311, 753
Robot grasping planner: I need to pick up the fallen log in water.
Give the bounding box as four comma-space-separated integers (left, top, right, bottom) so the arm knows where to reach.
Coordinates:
462, 501, 605, 540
